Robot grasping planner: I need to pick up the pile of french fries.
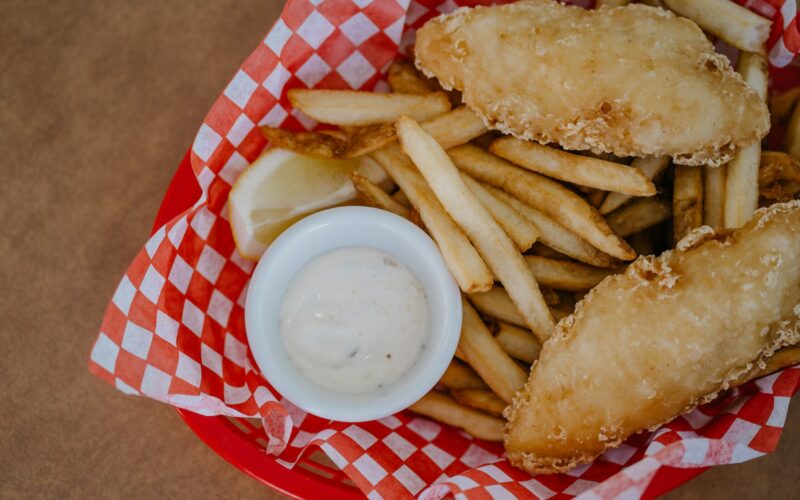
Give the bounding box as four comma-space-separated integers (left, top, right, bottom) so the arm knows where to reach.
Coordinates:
260, 0, 800, 441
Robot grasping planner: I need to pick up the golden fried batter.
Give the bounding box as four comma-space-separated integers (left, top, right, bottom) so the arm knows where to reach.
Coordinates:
505, 200, 800, 474
415, 1, 770, 166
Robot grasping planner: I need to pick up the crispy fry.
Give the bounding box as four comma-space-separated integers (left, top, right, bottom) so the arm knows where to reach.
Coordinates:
260, 127, 347, 158
531, 243, 570, 261
452, 389, 507, 416
638, 0, 665, 7
487, 186, 619, 268
288, 89, 452, 126
459, 298, 529, 402
350, 172, 411, 218
409, 391, 505, 441
586, 189, 607, 208
371, 144, 493, 292
387, 60, 438, 94
663, 0, 771, 53
759, 151, 800, 202
398, 117, 555, 339
469, 287, 525, 328
770, 85, 800, 123
599, 156, 671, 214
725, 52, 768, 228
421, 105, 488, 150
733, 346, 800, 386
703, 165, 726, 227
785, 93, 800, 161
392, 189, 410, 207
607, 197, 672, 238
525, 255, 615, 291
495, 322, 542, 364
549, 292, 576, 321
673, 164, 704, 243
343, 122, 398, 157
449, 145, 635, 260
438, 360, 489, 390
461, 173, 540, 251
490, 137, 655, 196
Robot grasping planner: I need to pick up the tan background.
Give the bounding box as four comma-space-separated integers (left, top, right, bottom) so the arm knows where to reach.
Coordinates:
1, 1, 797, 498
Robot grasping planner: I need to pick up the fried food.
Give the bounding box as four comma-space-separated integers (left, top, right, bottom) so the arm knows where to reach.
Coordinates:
673, 164, 704, 243
398, 117, 556, 339
414, 1, 770, 167
724, 52, 768, 228
505, 201, 800, 474
663, 0, 771, 53
410, 391, 505, 441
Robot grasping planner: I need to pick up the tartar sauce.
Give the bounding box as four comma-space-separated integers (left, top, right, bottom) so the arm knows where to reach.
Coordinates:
279, 246, 430, 394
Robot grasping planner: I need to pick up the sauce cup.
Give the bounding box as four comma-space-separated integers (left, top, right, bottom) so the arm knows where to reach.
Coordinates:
245, 206, 462, 422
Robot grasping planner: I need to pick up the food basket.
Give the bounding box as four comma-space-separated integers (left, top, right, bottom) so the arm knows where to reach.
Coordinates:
153, 152, 711, 498
92, 0, 800, 498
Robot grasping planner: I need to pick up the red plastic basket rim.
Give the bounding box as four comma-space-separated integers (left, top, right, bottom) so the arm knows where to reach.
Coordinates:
152, 151, 708, 498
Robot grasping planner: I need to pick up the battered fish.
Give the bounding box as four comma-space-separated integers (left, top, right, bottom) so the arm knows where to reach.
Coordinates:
415, 1, 770, 166
505, 200, 800, 474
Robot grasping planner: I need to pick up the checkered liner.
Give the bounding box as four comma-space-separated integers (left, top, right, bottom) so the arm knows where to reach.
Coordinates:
90, 0, 800, 498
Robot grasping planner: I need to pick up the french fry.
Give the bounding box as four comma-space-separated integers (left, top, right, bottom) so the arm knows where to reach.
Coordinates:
599, 156, 671, 214
343, 122, 399, 157
770, 85, 800, 123
607, 197, 672, 238
398, 117, 555, 339
785, 94, 800, 161
387, 60, 438, 94
288, 89, 452, 126
452, 389, 507, 416
639, 0, 666, 8
724, 52, 768, 228
586, 189, 608, 208
758, 151, 800, 202
673, 165, 704, 243
459, 299, 529, 402
371, 144, 493, 292
409, 391, 504, 441
260, 127, 348, 158
495, 322, 542, 364
491, 137, 655, 196
449, 145, 636, 260
703, 165, 726, 227
461, 173, 540, 251
487, 187, 619, 268
420, 105, 488, 150
732, 346, 800, 387
469, 287, 525, 327
392, 189, 410, 207
550, 291, 576, 321
662, 0, 771, 53
438, 360, 489, 390
531, 242, 571, 261
525, 255, 615, 291
350, 172, 411, 218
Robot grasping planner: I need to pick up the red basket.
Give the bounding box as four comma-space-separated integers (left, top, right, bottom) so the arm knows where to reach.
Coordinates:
151, 152, 709, 499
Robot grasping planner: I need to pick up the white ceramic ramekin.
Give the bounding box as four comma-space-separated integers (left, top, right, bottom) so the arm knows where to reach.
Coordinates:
245, 206, 462, 422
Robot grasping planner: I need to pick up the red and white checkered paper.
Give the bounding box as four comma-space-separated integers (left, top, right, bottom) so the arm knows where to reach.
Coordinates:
90, 0, 800, 497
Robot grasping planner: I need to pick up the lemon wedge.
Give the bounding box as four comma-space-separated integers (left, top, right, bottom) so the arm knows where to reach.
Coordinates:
229, 148, 390, 259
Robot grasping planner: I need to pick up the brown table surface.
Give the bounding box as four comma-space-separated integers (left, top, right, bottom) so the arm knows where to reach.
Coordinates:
1, 1, 797, 498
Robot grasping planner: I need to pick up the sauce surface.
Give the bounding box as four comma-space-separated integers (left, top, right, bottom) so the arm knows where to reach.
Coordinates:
279, 246, 429, 394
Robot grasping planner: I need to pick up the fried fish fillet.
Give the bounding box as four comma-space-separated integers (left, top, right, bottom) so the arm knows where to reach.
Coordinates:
415, 1, 770, 166
505, 200, 800, 474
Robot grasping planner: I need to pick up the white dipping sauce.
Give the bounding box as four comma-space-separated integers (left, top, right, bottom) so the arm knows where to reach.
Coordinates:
279, 246, 430, 394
